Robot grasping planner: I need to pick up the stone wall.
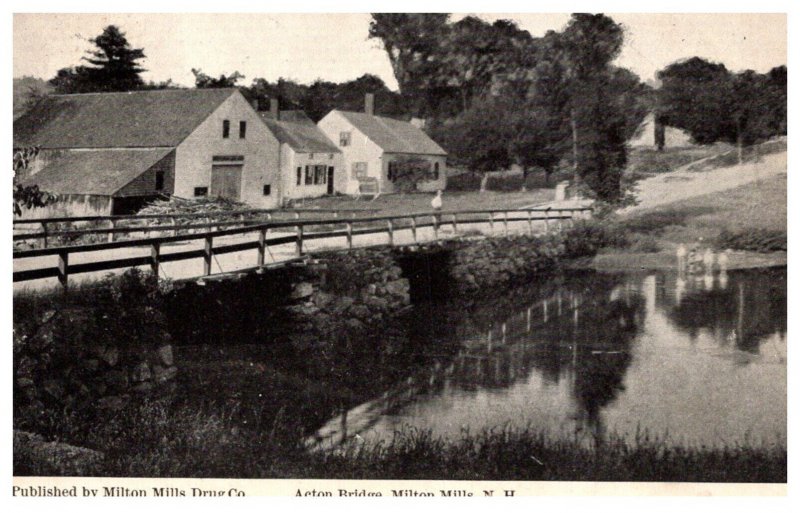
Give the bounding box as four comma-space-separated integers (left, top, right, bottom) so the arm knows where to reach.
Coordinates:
284, 249, 410, 352
13, 228, 581, 415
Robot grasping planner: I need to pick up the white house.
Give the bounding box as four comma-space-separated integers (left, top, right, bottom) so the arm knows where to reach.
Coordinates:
14, 88, 282, 217
317, 94, 447, 195
259, 100, 343, 204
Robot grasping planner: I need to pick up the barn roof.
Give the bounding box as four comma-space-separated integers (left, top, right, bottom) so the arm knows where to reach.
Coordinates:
19, 148, 173, 196
334, 110, 447, 156
13, 88, 238, 149
260, 112, 341, 154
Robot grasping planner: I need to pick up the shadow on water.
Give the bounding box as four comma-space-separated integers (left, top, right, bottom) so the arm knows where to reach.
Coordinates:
172, 265, 786, 452
307, 267, 786, 450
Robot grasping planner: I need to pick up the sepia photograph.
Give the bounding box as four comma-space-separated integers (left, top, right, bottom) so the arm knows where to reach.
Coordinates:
8, 5, 789, 497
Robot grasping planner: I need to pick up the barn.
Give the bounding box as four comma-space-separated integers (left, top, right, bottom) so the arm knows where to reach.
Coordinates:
13, 88, 281, 218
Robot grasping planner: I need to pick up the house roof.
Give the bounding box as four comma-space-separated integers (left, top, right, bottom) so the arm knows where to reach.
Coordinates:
260, 113, 341, 154
335, 110, 447, 156
19, 148, 173, 196
13, 88, 238, 149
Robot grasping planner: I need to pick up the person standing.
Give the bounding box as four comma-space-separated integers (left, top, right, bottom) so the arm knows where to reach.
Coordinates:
431, 190, 443, 211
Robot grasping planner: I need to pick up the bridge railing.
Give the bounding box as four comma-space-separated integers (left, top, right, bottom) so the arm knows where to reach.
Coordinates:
12, 207, 383, 247
12, 206, 592, 288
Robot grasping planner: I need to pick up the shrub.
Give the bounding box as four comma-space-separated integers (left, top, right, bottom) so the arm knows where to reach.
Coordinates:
715, 229, 786, 252
562, 221, 629, 258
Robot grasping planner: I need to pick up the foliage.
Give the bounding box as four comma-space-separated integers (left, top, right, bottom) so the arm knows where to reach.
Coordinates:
561, 221, 629, 258
715, 229, 786, 253
13, 183, 56, 217
372, 14, 650, 201
388, 156, 438, 193
247, 74, 407, 122
50, 25, 146, 93
657, 58, 787, 152
13, 147, 56, 216
428, 96, 513, 175
192, 68, 245, 88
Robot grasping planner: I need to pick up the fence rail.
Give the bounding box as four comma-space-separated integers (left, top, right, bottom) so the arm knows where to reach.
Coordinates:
13, 206, 592, 288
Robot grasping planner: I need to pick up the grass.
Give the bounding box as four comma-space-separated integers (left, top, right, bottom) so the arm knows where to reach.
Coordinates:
626, 144, 731, 180
289, 188, 555, 216
617, 172, 786, 249
14, 398, 786, 482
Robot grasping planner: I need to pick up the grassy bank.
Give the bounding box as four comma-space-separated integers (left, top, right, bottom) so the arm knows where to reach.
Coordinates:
574, 171, 787, 271
14, 398, 786, 482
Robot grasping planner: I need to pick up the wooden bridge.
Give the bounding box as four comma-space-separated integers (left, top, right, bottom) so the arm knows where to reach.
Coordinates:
13, 205, 592, 291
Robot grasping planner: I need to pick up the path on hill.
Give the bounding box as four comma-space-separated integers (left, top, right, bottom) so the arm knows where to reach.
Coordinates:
622, 150, 787, 214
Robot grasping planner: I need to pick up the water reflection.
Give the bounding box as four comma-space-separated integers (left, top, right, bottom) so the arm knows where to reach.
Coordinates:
308, 267, 786, 450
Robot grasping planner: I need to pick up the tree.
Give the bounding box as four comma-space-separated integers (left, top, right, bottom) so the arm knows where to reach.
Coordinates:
657, 57, 786, 163
192, 68, 245, 88
657, 57, 735, 145
557, 14, 632, 202
50, 25, 146, 93
388, 156, 438, 193
508, 104, 568, 188
430, 96, 513, 191
13, 148, 56, 216
368, 14, 451, 116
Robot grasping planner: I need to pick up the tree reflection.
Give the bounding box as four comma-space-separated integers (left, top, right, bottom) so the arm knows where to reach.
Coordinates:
668, 268, 786, 354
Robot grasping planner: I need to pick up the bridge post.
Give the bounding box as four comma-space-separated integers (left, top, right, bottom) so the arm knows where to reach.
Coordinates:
387, 219, 394, 246
296, 225, 304, 256
203, 235, 213, 276
503, 211, 509, 236
41, 222, 48, 249
489, 213, 494, 234
258, 228, 266, 266
451, 213, 458, 234
432, 215, 439, 241
107, 219, 116, 243
151, 242, 161, 276
57, 250, 69, 289
544, 210, 550, 233
410, 217, 417, 243
346, 222, 353, 250
170, 216, 177, 237
526, 210, 533, 235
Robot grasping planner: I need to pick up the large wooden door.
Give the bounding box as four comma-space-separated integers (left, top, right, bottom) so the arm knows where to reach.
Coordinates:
210, 164, 242, 200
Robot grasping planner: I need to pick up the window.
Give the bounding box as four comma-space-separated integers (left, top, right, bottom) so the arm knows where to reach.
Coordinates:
340, 131, 351, 147
313, 164, 326, 185
329, 153, 334, 160
296, 167, 302, 186
433, 162, 440, 180
309, 153, 315, 160
388, 161, 397, 182
305, 165, 313, 185
222, 120, 230, 138
263, 184, 271, 196
352, 162, 368, 179
212, 155, 245, 163
155, 170, 165, 191
239, 121, 247, 139
194, 187, 208, 197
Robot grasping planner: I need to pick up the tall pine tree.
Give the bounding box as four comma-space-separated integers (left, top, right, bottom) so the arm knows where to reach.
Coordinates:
50, 25, 146, 93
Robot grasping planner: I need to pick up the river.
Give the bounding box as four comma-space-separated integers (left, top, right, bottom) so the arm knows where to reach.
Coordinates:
308, 266, 787, 450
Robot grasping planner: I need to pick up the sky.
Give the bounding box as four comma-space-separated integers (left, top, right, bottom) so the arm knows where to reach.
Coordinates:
13, 13, 788, 90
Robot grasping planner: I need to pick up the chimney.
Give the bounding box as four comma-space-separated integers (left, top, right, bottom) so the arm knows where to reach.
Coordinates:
251, 98, 259, 111
365, 93, 375, 116
410, 117, 427, 129
270, 98, 280, 120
